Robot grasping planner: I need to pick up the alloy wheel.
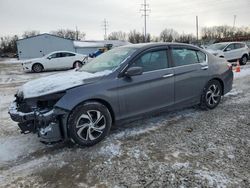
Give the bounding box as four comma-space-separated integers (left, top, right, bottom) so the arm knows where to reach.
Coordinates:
76, 110, 106, 141
205, 84, 221, 106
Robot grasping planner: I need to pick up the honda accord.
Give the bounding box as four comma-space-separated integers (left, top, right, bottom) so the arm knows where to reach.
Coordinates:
9, 43, 233, 146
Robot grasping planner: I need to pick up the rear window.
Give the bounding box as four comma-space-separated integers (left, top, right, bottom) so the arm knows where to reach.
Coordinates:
197, 51, 207, 63
235, 43, 245, 49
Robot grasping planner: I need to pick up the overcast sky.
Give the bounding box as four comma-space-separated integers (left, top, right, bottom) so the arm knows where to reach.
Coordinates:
0, 0, 249, 40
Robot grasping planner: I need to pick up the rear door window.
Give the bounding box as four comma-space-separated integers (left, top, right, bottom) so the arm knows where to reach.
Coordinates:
235, 43, 245, 49
65, 52, 76, 57
197, 51, 207, 63
172, 48, 199, 67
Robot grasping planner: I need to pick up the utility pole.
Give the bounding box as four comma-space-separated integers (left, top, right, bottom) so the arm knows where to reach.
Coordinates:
233, 15, 237, 28
103, 19, 108, 40
140, 0, 150, 42
196, 16, 199, 43
75, 26, 79, 40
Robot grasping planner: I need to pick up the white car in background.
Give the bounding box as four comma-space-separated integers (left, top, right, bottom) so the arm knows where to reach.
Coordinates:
22, 51, 88, 72
206, 42, 249, 65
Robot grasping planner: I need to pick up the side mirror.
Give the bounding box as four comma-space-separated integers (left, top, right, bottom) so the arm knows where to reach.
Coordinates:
225, 48, 231, 52
124, 67, 143, 77
47, 56, 52, 60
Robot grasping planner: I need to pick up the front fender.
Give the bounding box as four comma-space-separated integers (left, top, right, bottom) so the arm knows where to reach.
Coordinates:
55, 80, 119, 116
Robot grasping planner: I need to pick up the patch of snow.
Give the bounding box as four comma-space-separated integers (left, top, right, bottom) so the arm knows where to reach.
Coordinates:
0, 135, 44, 163
19, 69, 112, 99
2, 59, 22, 64
224, 88, 243, 97
99, 142, 121, 158
234, 67, 250, 79
172, 162, 189, 170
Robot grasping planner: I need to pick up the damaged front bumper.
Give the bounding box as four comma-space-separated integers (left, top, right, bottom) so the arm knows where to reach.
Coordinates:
8, 101, 67, 144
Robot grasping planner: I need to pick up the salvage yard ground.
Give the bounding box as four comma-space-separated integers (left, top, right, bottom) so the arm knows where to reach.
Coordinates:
0, 58, 250, 187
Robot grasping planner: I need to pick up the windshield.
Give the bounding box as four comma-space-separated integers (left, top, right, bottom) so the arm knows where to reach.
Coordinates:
79, 47, 137, 73
207, 43, 228, 51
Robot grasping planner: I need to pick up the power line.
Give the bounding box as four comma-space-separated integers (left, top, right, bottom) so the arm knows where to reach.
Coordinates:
140, 0, 150, 42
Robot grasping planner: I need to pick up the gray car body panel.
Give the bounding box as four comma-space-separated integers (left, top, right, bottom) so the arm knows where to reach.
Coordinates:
55, 43, 233, 124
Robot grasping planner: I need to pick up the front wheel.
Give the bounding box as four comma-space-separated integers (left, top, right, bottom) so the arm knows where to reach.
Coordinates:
200, 80, 222, 110
68, 102, 112, 147
32, 63, 43, 73
240, 55, 248, 65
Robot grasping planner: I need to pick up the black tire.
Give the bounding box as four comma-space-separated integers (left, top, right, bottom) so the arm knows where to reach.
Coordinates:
73, 61, 83, 69
68, 102, 112, 147
200, 80, 222, 110
240, 55, 248, 65
32, 63, 43, 73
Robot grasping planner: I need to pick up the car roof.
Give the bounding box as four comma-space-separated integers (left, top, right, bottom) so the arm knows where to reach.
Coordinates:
122, 42, 200, 50
214, 42, 245, 45
49, 51, 77, 54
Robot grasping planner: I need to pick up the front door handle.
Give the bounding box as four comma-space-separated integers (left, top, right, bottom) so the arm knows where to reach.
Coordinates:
162, 73, 174, 78
201, 66, 208, 70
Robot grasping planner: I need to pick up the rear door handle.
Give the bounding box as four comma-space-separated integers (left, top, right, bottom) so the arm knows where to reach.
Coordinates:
201, 66, 208, 70
162, 73, 174, 78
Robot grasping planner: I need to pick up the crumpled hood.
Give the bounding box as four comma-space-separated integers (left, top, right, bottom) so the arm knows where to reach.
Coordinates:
18, 70, 111, 99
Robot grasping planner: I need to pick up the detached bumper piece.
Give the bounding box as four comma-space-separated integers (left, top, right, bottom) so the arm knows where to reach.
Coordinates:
8, 101, 65, 144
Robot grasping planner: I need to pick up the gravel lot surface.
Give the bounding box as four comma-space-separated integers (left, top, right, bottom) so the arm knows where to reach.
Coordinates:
0, 59, 250, 188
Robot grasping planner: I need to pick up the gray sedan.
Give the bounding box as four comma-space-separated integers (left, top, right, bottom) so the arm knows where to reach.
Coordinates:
9, 43, 233, 146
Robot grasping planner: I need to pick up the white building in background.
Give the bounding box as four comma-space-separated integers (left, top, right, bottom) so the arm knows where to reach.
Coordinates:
17, 33, 130, 60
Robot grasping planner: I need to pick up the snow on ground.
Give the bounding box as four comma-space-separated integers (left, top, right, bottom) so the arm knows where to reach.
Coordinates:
234, 66, 250, 79
0, 61, 250, 187
1, 58, 22, 64
0, 135, 44, 163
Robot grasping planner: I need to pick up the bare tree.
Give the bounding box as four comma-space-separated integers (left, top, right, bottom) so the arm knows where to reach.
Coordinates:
50, 29, 86, 40
201, 25, 250, 41
128, 30, 144, 43
160, 28, 179, 42
108, 31, 127, 40
22, 30, 40, 39
0, 35, 19, 53
176, 34, 196, 44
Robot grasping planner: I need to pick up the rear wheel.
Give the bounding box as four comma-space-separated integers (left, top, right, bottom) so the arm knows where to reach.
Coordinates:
68, 102, 112, 146
32, 63, 43, 73
240, 55, 248, 65
73, 61, 83, 69
200, 80, 222, 110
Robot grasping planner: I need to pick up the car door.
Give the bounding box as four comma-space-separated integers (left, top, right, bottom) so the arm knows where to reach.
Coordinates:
117, 47, 175, 120
62, 52, 76, 68
43, 52, 61, 70
234, 43, 245, 59
224, 43, 237, 60
170, 46, 209, 105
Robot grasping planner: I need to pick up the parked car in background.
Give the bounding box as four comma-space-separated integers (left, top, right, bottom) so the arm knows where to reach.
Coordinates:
246, 42, 250, 56
9, 43, 233, 146
21, 51, 88, 72
206, 42, 249, 65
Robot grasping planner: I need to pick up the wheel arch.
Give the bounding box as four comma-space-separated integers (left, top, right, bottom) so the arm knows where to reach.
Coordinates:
73, 60, 83, 68
208, 78, 224, 95
32, 62, 44, 70
242, 53, 249, 58
68, 98, 115, 125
